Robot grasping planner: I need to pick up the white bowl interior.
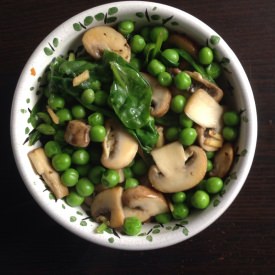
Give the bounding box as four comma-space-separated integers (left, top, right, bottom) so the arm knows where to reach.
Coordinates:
11, 1, 257, 250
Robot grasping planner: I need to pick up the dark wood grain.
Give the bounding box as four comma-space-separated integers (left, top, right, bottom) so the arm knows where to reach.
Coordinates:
1, 0, 275, 274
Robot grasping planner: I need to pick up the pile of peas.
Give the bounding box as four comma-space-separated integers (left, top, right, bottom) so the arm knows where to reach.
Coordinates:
36, 20, 240, 236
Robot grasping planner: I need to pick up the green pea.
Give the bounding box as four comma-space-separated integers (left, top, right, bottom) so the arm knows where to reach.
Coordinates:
205, 177, 223, 194
101, 169, 120, 188
72, 149, 90, 165
223, 111, 240, 126
88, 165, 106, 184
170, 95, 186, 113
205, 151, 215, 159
150, 26, 169, 42
90, 80, 101, 91
118, 20, 135, 35
179, 113, 193, 128
206, 62, 221, 79
123, 167, 134, 179
130, 34, 146, 53
90, 125, 106, 142
56, 108, 72, 124
155, 212, 172, 224
44, 140, 61, 158
147, 59, 166, 76
36, 124, 56, 135
172, 203, 189, 219
71, 105, 86, 119
123, 217, 142, 236
165, 127, 180, 142
191, 190, 210, 209
174, 72, 192, 90
179, 128, 197, 146
131, 159, 148, 176
94, 91, 108, 106
47, 94, 65, 110
198, 46, 214, 65
207, 159, 213, 172
124, 178, 139, 189
66, 191, 84, 207
81, 89, 95, 105
157, 71, 172, 87
140, 26, 151, 42
171, 191, 187, 204
161, 49, 179, 66
52, 153, 71, 172
222, 126, 238, 141
61, 168, 79, 187
54, 129, 65, 144
76, 177, 94, 197
88, 112, 104, 126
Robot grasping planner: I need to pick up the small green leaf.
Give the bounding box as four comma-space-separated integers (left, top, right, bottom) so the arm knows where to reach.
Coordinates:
230, 171, 237, 180
172, 225, 180, 231
49, 193, 55, 200
224, 177, 231, 185
151, 14, 160, 20
26, 98, 30, 104
166, 226, 172, 230
44, 47, 53, 56
76, 211, 83, 216
152, 7, 157, 11
73, 23, 82, 31
221, 57, 230, 65
171, 21, 179, 26
95, 12, 104, 21
21, 109, 27, 114
213, 198, 220, 207
53, 38, 59, 48
153, 224, 161, 228
84, 16, 93, 26
152, 229, 160, 234
30, 87, 34, 91
138, 232, 147, 236
210, 35, 220, 45
62, 204, 66, 209
70, 216, 77, 222
106, 16, 117, 24
136, 12, 144, 18
242, 116, 249, 123
105, 227, 113, 234
25, 127, 30, 134
179, 220, 189, 225
182, 227, 189, 236
80, 220, 87, 226
108, 237, 114, 243
146, 235, 153, 242
108, 7, 118, 15
240, 149, 248, 156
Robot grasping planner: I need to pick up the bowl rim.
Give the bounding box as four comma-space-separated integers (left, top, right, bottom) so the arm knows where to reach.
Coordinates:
10, 1, 257, 250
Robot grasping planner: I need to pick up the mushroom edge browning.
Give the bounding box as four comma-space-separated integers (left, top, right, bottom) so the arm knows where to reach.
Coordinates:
148, 141, 208, 193
82, 26, 131, 62
101, 120, 139, 170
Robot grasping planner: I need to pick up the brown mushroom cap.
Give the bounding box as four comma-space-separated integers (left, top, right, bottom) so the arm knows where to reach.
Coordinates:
209, 143, 234, 178
101, 120, 138, 169
82, 26, 131, 62
122, 185, 169, 222
186, 71, 223, 102
91, 186, 124, 228
141, 73, 171, 117
149, 142, 208, 193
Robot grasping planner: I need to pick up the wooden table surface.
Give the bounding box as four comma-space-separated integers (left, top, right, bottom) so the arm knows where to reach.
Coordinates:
2, 0, 275, 274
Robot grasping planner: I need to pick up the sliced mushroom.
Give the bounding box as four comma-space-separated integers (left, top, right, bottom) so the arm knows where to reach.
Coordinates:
122, 185, 169, 222
186, 71, 223, 102
149, 142, 207, 193
64, 120, 90, 148
155, 126, 165, 148
141, 73, 171, 117
196, 125, 224, 152
28, 147, 69, 199
91, 186, 124, 228
101, 120, 138, 169
166, 33, 199, 57
210, 143, 234, 178
82, 26, 131, 62
184, 88, 224, 130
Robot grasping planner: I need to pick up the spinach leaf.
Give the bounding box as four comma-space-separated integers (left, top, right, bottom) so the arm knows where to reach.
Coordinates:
109, 61, 152, 129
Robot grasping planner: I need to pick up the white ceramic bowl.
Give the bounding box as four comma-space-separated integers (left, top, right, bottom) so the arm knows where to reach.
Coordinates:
11, 1, 257, 250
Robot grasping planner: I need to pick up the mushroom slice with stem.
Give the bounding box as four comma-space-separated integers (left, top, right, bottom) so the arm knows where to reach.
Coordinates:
186, 71, 223, 102
122, 185, 169, 222
91, 186, 124, 228
209, 143, 234, 178
149, 142, 207, 193
184, 88, 224, 130
64, 120, 90, 148
196, 125, 224, 152
28, 147, 69, 199
141, 73, 171, 118
101, 120, 138, 170
82, 26, 131, 62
